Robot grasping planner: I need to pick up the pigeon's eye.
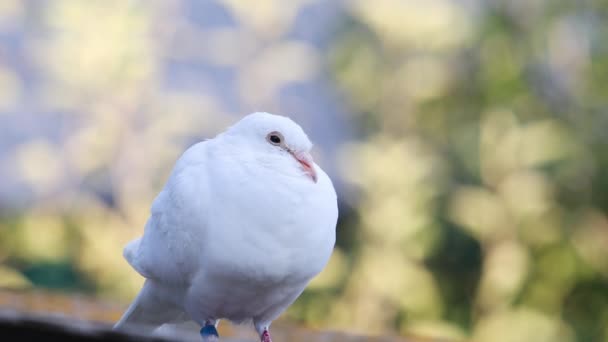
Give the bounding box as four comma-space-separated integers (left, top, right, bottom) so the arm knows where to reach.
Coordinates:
266, 132, 284, 146
270, 135, 281, 144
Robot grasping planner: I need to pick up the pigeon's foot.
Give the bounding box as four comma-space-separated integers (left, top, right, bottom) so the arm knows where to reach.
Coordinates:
200, 324, 219, 342
261, 329, 272, 342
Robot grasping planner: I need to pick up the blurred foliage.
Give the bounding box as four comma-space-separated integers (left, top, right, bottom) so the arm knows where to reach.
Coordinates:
1, 1, 608, 342
311, 1, 608, 341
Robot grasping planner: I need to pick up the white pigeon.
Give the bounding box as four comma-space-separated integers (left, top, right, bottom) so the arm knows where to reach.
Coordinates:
114, 112, 338, 342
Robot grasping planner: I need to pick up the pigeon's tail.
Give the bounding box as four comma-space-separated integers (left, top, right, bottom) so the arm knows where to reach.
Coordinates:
114, 280, 187, 333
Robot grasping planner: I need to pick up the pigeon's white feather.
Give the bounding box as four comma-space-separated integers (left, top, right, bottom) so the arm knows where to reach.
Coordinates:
124, 141, 212, 284
114, 112, 338, 336
114, 280, 188, 332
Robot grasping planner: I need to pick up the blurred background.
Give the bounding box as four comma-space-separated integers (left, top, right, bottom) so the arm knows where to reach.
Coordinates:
1, 0, 608, 341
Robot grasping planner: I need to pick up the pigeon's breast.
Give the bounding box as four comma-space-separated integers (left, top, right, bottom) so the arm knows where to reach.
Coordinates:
181, 143, 337, 323
201, 156, 337, 285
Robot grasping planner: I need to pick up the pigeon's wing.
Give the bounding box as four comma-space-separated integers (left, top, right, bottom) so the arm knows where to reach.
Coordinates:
124, 142, 211, 283
114, 280, 188, 331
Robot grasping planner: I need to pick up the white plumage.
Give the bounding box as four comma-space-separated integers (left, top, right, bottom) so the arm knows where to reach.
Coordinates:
114, 113, 338, 341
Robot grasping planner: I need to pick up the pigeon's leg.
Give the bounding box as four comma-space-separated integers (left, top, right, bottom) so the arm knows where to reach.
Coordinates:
200, 319, 219, 342
260, 329, 272, 342
254, 321, 272, 342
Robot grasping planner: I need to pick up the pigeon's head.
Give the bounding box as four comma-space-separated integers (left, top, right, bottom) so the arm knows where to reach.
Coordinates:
225, 112, 317, 183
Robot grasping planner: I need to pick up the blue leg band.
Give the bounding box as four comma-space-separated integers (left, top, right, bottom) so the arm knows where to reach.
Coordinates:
200, 324, 219, 338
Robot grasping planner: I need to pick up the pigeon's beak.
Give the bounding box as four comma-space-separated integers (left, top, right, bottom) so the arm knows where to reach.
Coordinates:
292, 150, 317, 183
